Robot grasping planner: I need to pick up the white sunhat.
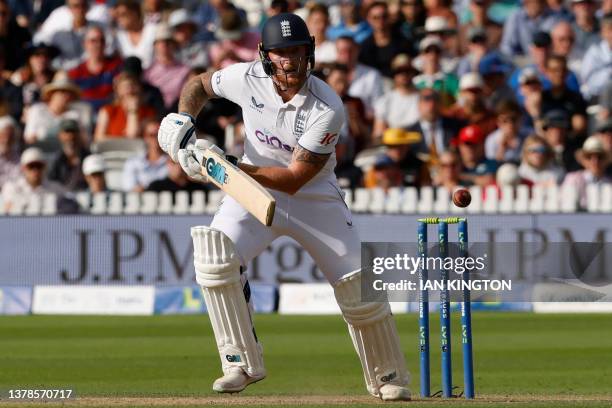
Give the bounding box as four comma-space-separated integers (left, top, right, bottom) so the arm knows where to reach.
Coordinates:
459, 72, 485, 90
82, 154, 106, 175
20, 147, 46, 166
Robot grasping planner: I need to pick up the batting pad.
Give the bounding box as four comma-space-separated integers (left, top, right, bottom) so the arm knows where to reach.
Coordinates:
334, 271, 410, 396
191, 226, 265, 379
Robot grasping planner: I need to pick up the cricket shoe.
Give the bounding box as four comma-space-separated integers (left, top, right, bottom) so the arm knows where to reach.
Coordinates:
379, 384, 411, 401
212, 367, 265, 393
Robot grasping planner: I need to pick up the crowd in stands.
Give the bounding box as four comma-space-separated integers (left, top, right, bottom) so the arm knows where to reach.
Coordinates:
0, 0, 611, 213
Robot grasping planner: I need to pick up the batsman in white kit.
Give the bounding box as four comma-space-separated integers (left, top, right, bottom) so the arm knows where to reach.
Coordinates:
157, 13, 410, 401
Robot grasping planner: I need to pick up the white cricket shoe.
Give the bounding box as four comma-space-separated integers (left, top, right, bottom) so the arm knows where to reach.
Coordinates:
379, 384, 411, 401
212, 367, 265, 393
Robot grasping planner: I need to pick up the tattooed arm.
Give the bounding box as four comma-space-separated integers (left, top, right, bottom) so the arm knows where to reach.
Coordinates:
239, 145, 331, 195
177, 71, 217, 118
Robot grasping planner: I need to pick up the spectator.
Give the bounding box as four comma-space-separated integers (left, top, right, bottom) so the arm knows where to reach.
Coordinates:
393, 0, 427, 49
456, 27, 489, 78
265, 0, 289, 19
169, 8, 209, 69
122, 56, 165, 117
194, 0, 246, 41
142, 0, 171, 25
458, 0, 502, 53
47, 119, 89, 191
457, 124, 498, 187
327, 0, 372, 43
412, 36, 459, 107
365, 154, 404, 191
541, 54, 587, 135
517, 67, 544, 132
208, 9, 260, 70
10, 43, 58, 108
381, 127, 428, 186
147, 159, 204, 194
423, 0, 458, 27
518, 135, 564, 187
94, 72, 156, 141
1, 147, 64, 212
485, 100, 527, 163
23, 76, 91, 144
335, 35, 384, 118
0, 0, 31, 72
114, 0, 157, 69
508, 31, 581, 98
0, 116, 19, 188
358, 1, 411, 78
594, 118, 612, 176
144, 25, 190, 112
539, 109, 580, 171
0, 47, 24, 121
325, 63, 370, 151
478, 52, 515, 110
496, 162, 523, 187
550, 21, 580, 72
306, 3, 336, 66
548, 0, 574, 20
571, 0, 600, 60
335, 133, 363, 189
81, 154, 107, 193
444, 73, 497, 136
420, 16, 459, 69
581, 13, 612, 101
500, 0, 559, 57
434, 150, 466, 193
121, 119, 167, 192
372, 54, 419, 142
68, 26, 123, 112
562, 136, 612, 208
407, 88, 464, 167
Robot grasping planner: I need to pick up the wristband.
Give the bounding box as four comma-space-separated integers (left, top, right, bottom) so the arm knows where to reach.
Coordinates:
179, 112, 195, 123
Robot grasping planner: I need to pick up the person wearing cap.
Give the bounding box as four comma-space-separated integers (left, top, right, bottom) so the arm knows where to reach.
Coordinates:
541, 54, 587, 135
539, 108, 581, 171
444, 72, 497, 136
455, 26, 489, 78
456, 124, 499, 187
169, 8, 209, 69
357, 1, 412, 79
23, 75, 91, 144
81, 154, 107, 193
364, 153, 405, 191
420, 15, 460, 67
94, 72, 157, 141
306, 3, 336, 66
458, 0, 502, 54
412, 35, 459, 107
47, 118, 90, 191
372, 54, 419, 141
477, 52, 515, 110
209, 8, 261, 70
327, 0, 373, 44
144, 24, 191, 112
1, 147, 65, 212
581, 12, 612, 100
485, 100, 527, 163
0, 0, 31, 72
114, 0, 157, 69
562, 135, 612, 207
379, 127, 428, 186
0, 116, 20, 189
500, 0, 560, 57
518, 134, 565, 186
422, 0, 458, 28
335, 35, 384, 118
68, 26, 123, 112
517, 67, 544, 131
8, 43, 57, 108
122, 118, 167, 192
571, 0, 600, 59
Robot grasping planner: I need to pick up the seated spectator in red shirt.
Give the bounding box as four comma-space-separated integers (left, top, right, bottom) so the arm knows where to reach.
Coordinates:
69, 26, 123, 111
144, 24, 190, 112
208, 9, 260, 70
444, 73, 497, 136
0, 116, 20, 189
94, 72, 156, 141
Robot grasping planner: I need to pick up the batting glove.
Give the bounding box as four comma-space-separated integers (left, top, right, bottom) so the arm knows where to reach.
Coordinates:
158, 112, 196, 162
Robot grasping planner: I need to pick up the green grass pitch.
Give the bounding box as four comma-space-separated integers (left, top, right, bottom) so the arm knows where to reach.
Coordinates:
0, 312, 611, 407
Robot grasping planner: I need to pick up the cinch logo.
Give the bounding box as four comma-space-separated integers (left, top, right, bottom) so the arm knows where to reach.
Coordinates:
206, 157, 229, 184
255, 130, 293, 152
226, 355, 242, 363
280, 20, 291, 37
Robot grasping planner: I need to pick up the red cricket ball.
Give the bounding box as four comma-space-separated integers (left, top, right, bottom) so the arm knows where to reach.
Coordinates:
452, 188, 472, 208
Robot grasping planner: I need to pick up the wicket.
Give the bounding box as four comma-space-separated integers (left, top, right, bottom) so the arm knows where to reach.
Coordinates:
417, 217, 475, 399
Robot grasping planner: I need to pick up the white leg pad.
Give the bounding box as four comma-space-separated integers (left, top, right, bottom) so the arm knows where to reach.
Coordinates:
191, 226, 265, 379
333, 271, 410, 396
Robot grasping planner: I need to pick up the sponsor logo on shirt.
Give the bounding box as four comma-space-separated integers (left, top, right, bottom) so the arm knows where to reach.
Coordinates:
320, 132, 337, 146
255, 129, 293, 152
250, 96, 264, 113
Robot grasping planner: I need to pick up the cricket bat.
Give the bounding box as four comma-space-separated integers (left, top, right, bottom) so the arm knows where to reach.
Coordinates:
195, 146, 276, 226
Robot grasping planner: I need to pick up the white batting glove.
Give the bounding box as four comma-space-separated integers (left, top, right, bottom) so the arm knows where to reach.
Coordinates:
158, 112, 196, 162
177, 139, 222, 183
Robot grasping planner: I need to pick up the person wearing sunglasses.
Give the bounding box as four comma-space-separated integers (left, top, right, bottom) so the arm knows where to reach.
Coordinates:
517, 134, 565, 187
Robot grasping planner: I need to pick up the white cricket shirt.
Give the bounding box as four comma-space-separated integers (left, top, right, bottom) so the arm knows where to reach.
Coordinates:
211, 61, 345, 189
